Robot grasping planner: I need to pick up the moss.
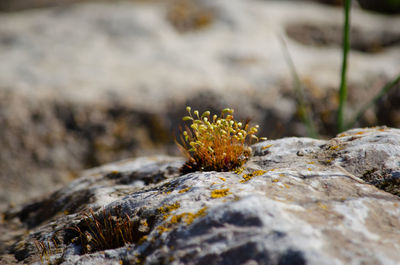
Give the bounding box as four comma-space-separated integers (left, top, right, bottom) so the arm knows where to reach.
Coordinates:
34, 236, 63, 265
177, 106, 266, 173
67, 208, 142, 254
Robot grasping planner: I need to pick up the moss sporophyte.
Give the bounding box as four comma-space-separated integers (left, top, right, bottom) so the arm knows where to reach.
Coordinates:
177, 106, 266, 173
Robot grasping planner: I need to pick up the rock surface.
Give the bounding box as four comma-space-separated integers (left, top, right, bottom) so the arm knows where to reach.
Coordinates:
1, 127, 400, 265
1, 0, 400, 212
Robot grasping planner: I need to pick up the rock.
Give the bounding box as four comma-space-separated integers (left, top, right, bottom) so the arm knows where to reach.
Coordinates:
1, 0, 400, 218
1, 127, 400, 265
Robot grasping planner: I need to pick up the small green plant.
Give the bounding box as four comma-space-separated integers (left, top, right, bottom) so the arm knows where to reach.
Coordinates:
177, 106, 266, 172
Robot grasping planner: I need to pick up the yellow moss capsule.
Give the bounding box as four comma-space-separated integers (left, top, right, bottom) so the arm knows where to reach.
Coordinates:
222, 108, 232, 114
251, 135, 258, 140
201, 111, 210, 118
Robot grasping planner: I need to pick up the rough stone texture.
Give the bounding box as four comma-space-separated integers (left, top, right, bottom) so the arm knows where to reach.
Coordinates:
1, 127, 400, 265
1, 0, 400, 212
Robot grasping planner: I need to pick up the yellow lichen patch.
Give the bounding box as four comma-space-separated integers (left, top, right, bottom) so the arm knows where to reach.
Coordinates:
240, 170, 267, 183
262, 144, 273, 150
355, 131, 365, 135
307, 161, 315, 164
170, 207, 208, 225
156, 207, 208, 236
279, 173, 285, 177
156, 225, 171, 234
317, 202, 328, 210
178, 187, 191, 193
138, 235, 148, 245
283, 183, 290, 189
272, 178, 279, 183
234, 167, 245, 175
211, 188, 231, 198
307, 168, 312, 171
219, 177, 226, 182
158, 202, 181, 219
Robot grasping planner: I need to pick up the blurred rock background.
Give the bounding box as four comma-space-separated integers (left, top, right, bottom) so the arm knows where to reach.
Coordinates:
0, 0, 399, 211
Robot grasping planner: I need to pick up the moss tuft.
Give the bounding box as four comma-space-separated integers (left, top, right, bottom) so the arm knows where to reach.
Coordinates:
177, 106, 266, 173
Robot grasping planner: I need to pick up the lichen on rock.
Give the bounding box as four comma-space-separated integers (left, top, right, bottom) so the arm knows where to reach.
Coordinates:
1, 127, 400, 265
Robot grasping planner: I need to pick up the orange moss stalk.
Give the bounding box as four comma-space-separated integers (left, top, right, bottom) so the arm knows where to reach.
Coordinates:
178, 106, 266, 173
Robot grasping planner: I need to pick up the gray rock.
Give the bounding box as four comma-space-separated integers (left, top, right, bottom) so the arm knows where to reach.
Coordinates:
1, 127, 400, 265
2, 0, 400, 212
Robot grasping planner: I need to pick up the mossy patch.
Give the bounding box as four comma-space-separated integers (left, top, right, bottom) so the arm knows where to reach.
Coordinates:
177, 106, 265, 173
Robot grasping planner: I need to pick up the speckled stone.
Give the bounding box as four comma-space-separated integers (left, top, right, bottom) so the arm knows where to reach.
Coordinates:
1, 127, 400, 265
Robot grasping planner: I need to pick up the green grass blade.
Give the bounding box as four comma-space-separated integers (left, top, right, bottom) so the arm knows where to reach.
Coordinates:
337, 0, 352, 133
